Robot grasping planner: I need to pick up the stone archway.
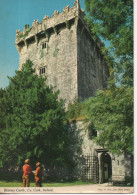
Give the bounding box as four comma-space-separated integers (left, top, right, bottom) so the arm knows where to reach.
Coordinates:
100, 152, 112, 183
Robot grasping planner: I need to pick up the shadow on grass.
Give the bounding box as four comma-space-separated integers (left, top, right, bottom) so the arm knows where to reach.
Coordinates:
0, 171, 91, 185
0, 171, 23, 182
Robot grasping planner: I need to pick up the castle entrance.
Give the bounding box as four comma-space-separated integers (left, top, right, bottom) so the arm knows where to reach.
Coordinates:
81, 152, 112, 183
81, 155, 99, 183
100, 152, 112, 183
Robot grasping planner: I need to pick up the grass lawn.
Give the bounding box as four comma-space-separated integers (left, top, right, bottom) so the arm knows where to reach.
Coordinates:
0, 171, 94, 187
0, 180, 93, 187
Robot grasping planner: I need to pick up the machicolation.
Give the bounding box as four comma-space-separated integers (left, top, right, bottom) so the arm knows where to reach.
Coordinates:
15, 0, 133, 184
15, 0, 109, 105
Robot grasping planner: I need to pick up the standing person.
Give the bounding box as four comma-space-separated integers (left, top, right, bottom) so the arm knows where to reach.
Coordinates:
22, 159, 32, 187
34, 162, 43, 187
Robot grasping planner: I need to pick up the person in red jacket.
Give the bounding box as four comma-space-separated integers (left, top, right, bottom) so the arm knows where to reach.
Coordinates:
34, 162, 43, 187
22, 159, 32, 187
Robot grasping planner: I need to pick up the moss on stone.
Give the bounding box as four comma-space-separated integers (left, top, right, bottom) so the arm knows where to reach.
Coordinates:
53, 47, 59, 57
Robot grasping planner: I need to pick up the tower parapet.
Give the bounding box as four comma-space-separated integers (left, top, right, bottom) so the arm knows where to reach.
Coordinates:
15, 0, 109, 105
15, 0, 81, 50
15, 0, 103, 55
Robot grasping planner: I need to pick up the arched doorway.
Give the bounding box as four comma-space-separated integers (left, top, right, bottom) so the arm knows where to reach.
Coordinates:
100, 153, 112, 183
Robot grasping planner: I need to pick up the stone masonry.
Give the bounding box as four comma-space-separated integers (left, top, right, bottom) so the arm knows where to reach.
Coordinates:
69, 120, 133, 184
15, 0, 109, 105
15, 0, 133, 184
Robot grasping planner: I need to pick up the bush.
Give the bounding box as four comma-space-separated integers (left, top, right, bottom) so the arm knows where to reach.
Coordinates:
125, 176, 133, 186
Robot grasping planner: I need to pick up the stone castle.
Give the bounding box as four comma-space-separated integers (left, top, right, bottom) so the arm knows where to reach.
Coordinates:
15, 0, 108, 105
15, 0, 133, 184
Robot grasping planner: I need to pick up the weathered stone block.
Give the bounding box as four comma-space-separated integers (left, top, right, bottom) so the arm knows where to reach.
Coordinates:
15, 0, 109, 106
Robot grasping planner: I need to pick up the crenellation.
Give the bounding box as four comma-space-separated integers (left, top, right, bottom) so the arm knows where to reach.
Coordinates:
15, 0, 109, 105
52, 10, 59, 17
42, 15, 49, 20
15, 1, 81, 46
74, 0, 80, 9
80, 9, 85, 18
15, 1, 133, 183
25, 24, 29, 28
16, 29, 21, 36
23, 24, 30, 34
32, 19, 39, 27
63, 5, 70, 13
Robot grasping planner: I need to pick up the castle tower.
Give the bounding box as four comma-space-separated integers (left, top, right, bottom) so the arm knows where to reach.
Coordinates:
15, 0, 109, 105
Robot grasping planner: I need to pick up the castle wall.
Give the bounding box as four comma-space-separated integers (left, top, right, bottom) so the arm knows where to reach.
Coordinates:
69, 120, 133, 182
16, 2, 81, 104
15, 0, 109, 105
17, 20, 78, 104
77, 20, 109, 100
15, 1, 132, 183
68, 120, 100, 180
112, 154, 133, 177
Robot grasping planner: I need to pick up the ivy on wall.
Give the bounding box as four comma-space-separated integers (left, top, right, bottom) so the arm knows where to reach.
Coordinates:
40, 50, 44, 58
53, 46, 59, 57
17, 27, 32, 40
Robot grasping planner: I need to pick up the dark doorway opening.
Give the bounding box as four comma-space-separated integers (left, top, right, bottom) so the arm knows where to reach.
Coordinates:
100, 153, 112, 183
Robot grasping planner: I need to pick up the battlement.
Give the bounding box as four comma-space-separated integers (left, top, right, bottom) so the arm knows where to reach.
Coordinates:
15, 0, 103, 53
15, 0, 108, 105
16, 0, 81, 50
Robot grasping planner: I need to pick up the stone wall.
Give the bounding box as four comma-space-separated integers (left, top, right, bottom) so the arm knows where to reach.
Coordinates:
77, 20, 109, 99
112, 154, 133, 177
69, 120, 133, 183
18, 21, 78, 104
15, 2, 79, 104
15, 0, 132, 183
68, 120, 100, 180
15, 0, 109, 105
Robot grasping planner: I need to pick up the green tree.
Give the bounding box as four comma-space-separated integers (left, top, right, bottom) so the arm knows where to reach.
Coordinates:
83, 86, 133, 155
82, 0, 133, 155
0, 88, 9, 168
0, 88, 6, 130
0, 60, 69, 168
85, 0, 133, 86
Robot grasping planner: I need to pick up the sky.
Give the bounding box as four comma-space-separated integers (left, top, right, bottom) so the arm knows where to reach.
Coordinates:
0, 0, 85, 89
